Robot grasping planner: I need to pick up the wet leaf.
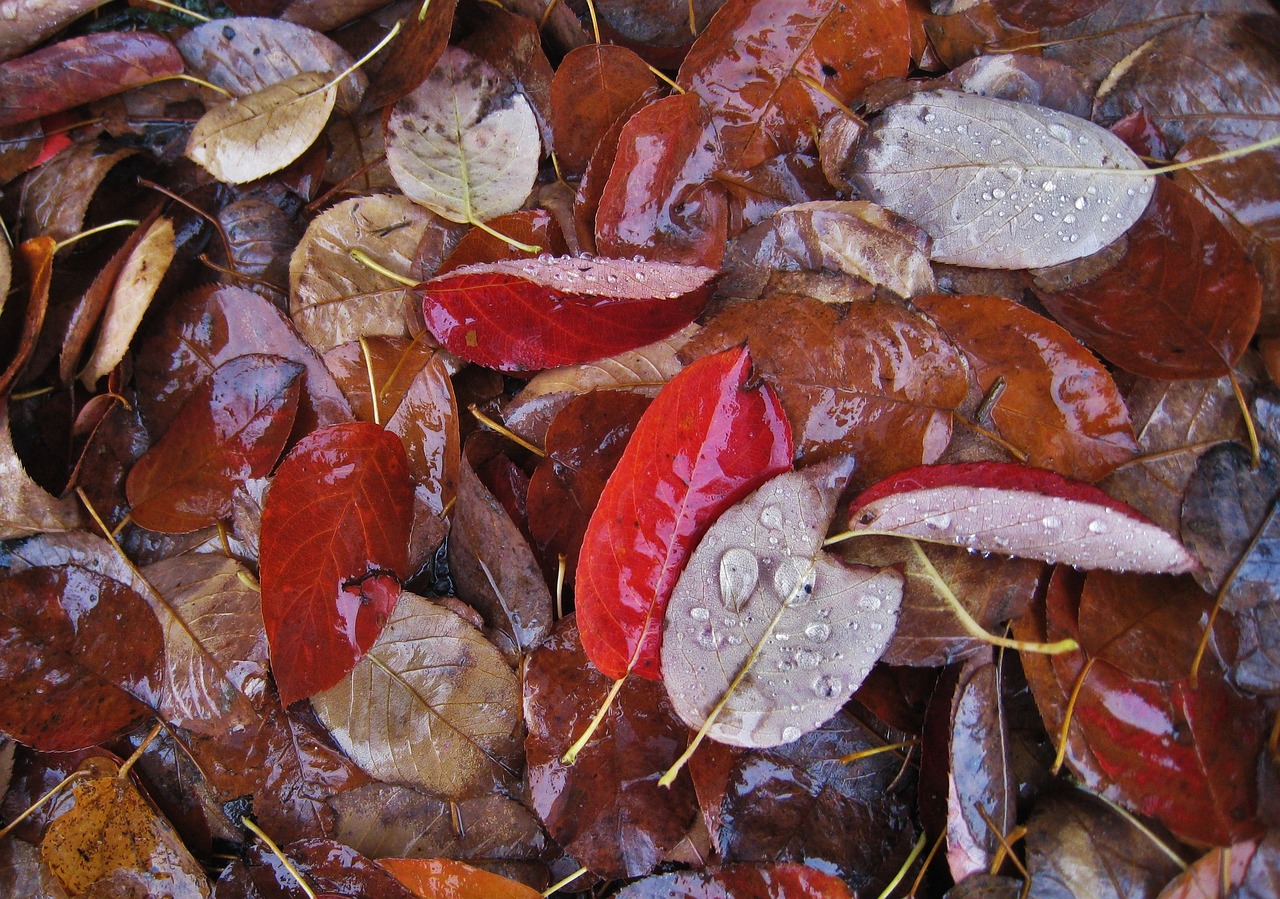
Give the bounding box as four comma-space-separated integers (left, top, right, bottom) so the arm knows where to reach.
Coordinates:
214, 197, 301, 296
1077, 571, 1212, 682
437, 209, 568, 274
0, 237, 52, 399
186, 70, 337, 185
1215, 502, 1280, 695
847, 462, 1199, 574
79, 217, 175, 390
662, 460, 903, 747
1033, 179, 1262, 378
289, 195, 433, 353
1158, 832, 1280, 899
0, 0, 111, 62
419, 255, 714, 371
322, 337, 444, 426
311, 594, 523, 800
126, 354, 303, 533
219, 838, 415, 898
851, 90, 1154, 268
550, 44, 656, 174
386, 46, 539, 224
41, 758, 209, 897
177, 16, 365, 113
361, 0, 456, 111
0, 31, 184, 128
378, 857, 540, 899
1024, 790, 1182, 899
915, 293, 1137, 482
0, 400, 83, 540
576, 347, 793, 680
1180, 442, 1280, 590
0, 565, 161, 751
259, 421, 414, 704
677, 0, 911, 171
524, 616, 699, 879
614, 862, 855, 899
135, 285, 352, 437
684, 294, 969, 482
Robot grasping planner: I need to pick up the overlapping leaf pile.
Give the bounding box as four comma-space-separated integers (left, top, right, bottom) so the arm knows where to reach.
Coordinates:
1, 0, 1280, 896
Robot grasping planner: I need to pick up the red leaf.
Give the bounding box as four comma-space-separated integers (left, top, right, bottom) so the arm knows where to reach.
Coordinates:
575, 347, 792, 680
1033, 178, 1262, 378
126, 354, 304, 533
847, 462, 1198, 574
0, 32, 184, 128
420, 256, 714, 372
0, 565, 161, 751
259, 422, 414, 705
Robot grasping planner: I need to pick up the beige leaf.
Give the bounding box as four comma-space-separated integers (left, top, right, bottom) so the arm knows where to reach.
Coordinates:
177, 15, 365, 114
186, 70, 335, 185
79, 217, 175, 390
0, 400, 83, 539
289, 194, 432, 353
386, 46, 540, 224
662, 459, 903, 749
312, 594, 523, 799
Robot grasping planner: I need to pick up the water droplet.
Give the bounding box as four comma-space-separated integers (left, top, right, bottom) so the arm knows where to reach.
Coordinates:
858, 594, 882, 611
781, 726, 802, 742
1075, 197, 1087, 210
773, 631, 791, 641
1048, 123, 1071, 143
719, 548, 758, 612
794, 649, 821, 669
1126, 188, 1136, 196
992, 188, 1006, 199
805, 622, 831, 642
926, 513, 952, 530
812, 674, 840, 698
956, 123, 967, 134
1041, 180, 1056, 192
774, 558, 816, 604
634, 272, 646, 281
924, 112, 935, 122
768, 536, 779, 546
1032, 213, 1045, 223
1063, 214, 1076, 224
1088, 520, 1107, 534
869, 622, 883, 632
690, 607, 710, 621
1041, 516, 1061, 529
981, 191, 993, 201
607, 273, 618, 283
696, 627, 717, 649
726, 634, 744, 646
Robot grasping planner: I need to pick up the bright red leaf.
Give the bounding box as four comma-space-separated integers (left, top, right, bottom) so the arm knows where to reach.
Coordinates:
259, 422, 414, 705
575, 346, 792, 681
419, 255, 714, 372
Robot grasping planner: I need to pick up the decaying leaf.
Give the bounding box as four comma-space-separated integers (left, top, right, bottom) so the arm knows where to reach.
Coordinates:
386, 46, 539, 224
851, 90, 1153, 268
0, 400, 83, 540
663, 460, 903, 747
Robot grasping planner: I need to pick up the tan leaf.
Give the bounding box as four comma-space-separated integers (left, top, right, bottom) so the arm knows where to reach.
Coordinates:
79, 217, 175, 390
186, 70, 335, 184
386, 46, 539, 224
0, 400, 83, 540
311, 594, 523, 799
289, 194, 433, 353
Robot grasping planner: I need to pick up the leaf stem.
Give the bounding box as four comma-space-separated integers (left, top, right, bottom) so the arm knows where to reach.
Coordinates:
839, 739, 918, 765
1051, 655, 1095, 776
118, 721, 164, 780
907, 829, 946, 897
794, 73, 863, 124
659, 560, 819, 787
988, 823, 1027, 877
978, 805, 1028, 881
1084, 789, 1189, 871
332, 21, 402, 88
561, 674, 626, 765
0, 769, 89, 841
907, 539, 1079, 654
348, 248, 417, 286
53, 219, 141, 253
1228, 368, 1261, 469
646, 63, 686, 95
874, 831, 928, 899
147, 74, 233, 98
241, 817, 318, 899
687, 0, 697, 35
582, 0, 601, 43
359, 336, 382, 425
466, 215, 541, 253
541, 865, 588, 896
555, 554, 566, 621
468, 404, 546, 457
954, 414, 1029, 463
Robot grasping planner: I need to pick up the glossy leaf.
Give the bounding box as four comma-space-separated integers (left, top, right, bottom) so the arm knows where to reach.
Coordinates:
259, 421, 414, 704
18, 142, 135, 243
219, 838, 415, 898
614, 863, 855, 899
852, 90, 1154, 268
359, 0, 455, 111
289, 194, 433, 353
1033, 179, 1262, 378
550, 44, 656, 173
419, 255, 714, 371
524, 616, 699, 879
576, 347, 793, 680
322, 337, 445, 426
1158, 833, 1280, 899
379, 857, 540, 899
1077, 571, 1211, 681
662, 460, 903, 747
436, 209, 568, 274
685, 294, 969, 482
186, 70, 337, 184
40, 758, 209, 897
847, 462, 1199, 574
79, 217, 176, 390
915, 293, 1137, 482
127, 354, 303, 533
0, 399, 83, 539
386, 46, 539, 224
677, 0, 911, 171
311, 594, 523, 800
0, 237, 52, 398
0, 565, 161, 751
0, 31, 184, 128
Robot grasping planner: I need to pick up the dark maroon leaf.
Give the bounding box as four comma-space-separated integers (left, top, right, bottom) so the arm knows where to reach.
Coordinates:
218, 838, 415, 898
1076, 571, 1212, 681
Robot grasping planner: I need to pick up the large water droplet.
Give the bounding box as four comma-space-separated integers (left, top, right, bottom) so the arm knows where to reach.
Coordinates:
781, 726, 802, 742
812, 674, 840, 699
1041, 516, 1061, 529
690, 607, 710, 621
774, 558, 816, 605
760, 505, 784, 529
719, 548, 758, 612
926, 514, 952, 530
805, 622, 832, 643
696, 627, 717, 649
794, 649, 821, 670
1087, 520, 1107, 534
858, 594, 882, 612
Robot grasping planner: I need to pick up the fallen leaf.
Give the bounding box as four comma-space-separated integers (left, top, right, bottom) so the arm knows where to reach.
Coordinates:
576, 346, 793, 680
311, 594, 523, 800
259, 421, 414, 704
846, 462, 1199, 574
550, 44, 656, 173
219, 838, 415, 898
1076, 571, 1212, 681
1158, 833, 1280, 899
386, 46, 539, 224
1215, 501, 1280, 695
851, 89, 1154, 268
361, 0, 456, 111
379, 857, 540, 899
0, 0, 112, 63
436, 209, 568, 274
613, 862, 855, 899
1180, 442, 1280, 590
18, 142, 135, 242
662, 459, 903, 747
0, 236, 53, 398
0, 400, 83, 539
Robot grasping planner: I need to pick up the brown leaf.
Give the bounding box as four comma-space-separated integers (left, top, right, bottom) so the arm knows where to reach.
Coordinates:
1, 236, 53, 398
362, 1, 457, 111
0, 0, 111, 62
18, 142, 136, 242
0, 400, 83, 539
550, 44, 656, 173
